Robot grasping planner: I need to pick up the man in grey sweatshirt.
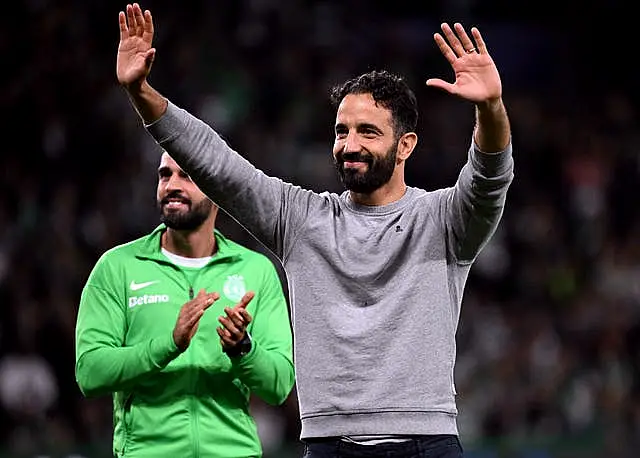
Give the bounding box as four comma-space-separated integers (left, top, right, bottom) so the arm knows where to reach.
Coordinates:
116, 4, 513, 457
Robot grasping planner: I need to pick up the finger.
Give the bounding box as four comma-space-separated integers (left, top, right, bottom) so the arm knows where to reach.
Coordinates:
237, 308, 253, 325
426, 78, 456, 94
201, 292, 219, 305
180, 303, 199, 322
183, 291, 212, 313
133, 3, 145, 37
217, 326, 232, 341
432, 33, 457, 66
181, 295, 215, 323
471, 27, 488, 54
143, 9, 154, 37
218, 316, 244, 336
144, 48, 156, 67
185, 309, 205, 330
203, 292, 220, 310
217, 327, 236, 350
227, 305, 252, 328
440, 23, 465, 58
235, 291, 255, 309
224, 304, 245, 318
197, 294, 217, 315
194, 296, 215, 315
218, 335, 234, 350
224, 307, 245, 329
188, 322, 200, 340
188, 290, 211, 306
118, 11, 128, 41
126, 5, 136, 37
453, 23, 476, 54
218, 315, 240, 333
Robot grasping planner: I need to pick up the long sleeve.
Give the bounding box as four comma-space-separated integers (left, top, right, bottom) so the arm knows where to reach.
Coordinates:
74, 255, 180, 397
442, 140, 514, 264
229, 260, 295, 405
145, 101, 314, 259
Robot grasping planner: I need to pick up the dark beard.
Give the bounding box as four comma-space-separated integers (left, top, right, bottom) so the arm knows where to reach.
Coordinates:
158, 196, 213, 231
334, 142, 397, 194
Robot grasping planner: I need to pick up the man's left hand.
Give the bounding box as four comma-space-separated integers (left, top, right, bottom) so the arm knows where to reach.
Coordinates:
426, 22, 502, 105
217, 292, 254, 351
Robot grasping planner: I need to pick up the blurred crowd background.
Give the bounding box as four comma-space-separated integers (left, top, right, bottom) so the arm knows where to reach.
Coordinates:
1, 1, 638, 457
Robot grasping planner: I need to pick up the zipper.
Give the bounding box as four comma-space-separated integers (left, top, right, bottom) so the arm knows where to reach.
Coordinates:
145, 251, 227, 457
187, 280, 198, 457
174, 265, 207, 457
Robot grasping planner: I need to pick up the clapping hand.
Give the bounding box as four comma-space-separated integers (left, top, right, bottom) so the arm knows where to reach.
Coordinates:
217, 292, 255, 351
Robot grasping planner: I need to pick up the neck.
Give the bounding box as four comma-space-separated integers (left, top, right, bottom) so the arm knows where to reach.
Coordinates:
349, 174, 407, 206
162, 224, 217, 258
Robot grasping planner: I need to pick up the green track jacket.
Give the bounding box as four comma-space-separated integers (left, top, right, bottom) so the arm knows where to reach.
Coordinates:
75, 225, 295, 458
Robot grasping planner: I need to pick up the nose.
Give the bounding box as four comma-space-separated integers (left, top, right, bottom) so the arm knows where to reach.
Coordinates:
165, 172, 183, 192
343, 131, 361, 153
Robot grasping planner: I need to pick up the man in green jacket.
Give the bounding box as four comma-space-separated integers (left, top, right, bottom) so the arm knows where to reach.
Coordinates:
75, 152, 295, 458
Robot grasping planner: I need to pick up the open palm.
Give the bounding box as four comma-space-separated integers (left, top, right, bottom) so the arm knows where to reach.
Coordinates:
117, 3, 155, 88
427, 23, 502, 104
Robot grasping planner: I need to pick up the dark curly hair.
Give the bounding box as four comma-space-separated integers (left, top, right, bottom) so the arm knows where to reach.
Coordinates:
330, 70, 418, 139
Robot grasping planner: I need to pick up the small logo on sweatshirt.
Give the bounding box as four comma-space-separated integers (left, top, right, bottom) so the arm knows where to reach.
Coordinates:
223, 275, 246, 302
130, 280, 159, 291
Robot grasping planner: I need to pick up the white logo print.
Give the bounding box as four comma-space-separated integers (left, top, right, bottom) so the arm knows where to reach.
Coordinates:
129, 280, 159, 291
129, 294, 170, 308
223, 275, 246, 302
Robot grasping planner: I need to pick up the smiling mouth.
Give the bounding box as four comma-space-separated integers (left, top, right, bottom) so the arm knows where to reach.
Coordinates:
343, 161, 368, 169
163, 200, 190, 210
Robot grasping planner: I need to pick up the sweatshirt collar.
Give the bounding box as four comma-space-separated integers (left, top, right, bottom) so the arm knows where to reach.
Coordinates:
135, 224, 241, 264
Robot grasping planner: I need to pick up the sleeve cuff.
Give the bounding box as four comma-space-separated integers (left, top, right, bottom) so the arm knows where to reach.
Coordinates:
229, 339, 259, 366
470, 139, 513, 176
149, 332, 180, 368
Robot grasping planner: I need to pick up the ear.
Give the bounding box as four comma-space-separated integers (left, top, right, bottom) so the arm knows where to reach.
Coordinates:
396, 132, 417, 162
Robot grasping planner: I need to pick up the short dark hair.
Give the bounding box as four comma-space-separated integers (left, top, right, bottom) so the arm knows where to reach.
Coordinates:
330, 70, 418, 138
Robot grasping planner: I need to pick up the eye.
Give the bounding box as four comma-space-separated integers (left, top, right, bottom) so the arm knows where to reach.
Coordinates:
357, 124, 382, 139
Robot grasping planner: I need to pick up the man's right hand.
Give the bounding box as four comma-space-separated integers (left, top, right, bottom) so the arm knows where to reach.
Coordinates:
173, 289, 220, 352
117, 3, 156, 91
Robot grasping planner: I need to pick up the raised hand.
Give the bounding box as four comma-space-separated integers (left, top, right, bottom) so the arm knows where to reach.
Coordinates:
217, 292, 255, 351
426, 23, 502, 105
117, 3, 156, 89
173, 289, 220, 352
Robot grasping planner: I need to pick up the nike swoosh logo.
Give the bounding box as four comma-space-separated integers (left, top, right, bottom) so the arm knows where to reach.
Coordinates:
130, 280, 159, 291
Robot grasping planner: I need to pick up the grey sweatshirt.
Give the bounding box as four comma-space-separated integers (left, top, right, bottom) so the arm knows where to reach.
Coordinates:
146, 101, 514, 439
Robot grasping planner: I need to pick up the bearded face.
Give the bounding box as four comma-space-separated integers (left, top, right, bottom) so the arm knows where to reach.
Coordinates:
158, 191, 213, 231
334, 140, 398, 194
